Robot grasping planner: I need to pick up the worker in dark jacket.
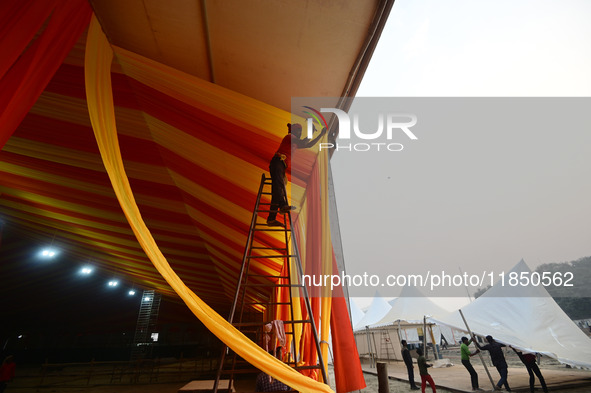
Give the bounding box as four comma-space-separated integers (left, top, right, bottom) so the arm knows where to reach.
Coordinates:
473, 335, 511, 392
267, 123, 325, 227
511, 347, 548, 393
401, 340, 420, 390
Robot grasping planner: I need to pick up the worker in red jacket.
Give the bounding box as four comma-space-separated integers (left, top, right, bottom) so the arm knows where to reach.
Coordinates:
511, 347, 548, 393
0, 355, 16, 393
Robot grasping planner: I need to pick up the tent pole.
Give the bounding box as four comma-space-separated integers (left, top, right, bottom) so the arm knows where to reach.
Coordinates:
459, 310, 496, 390
365, 327, 372, 368
458, 267, 473, 302
423, 316, 428, 359
428, 324, 440, 360
371, 331, 379, 368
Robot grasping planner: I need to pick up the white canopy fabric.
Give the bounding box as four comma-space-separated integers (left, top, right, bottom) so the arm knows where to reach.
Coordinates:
353, 294, 392, 331
433, 324, 461, 346
370, 285, 448, 327
349, 298, 366, 328
433, 260, 591, 369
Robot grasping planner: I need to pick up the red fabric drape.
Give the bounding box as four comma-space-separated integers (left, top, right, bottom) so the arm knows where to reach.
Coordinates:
294, 153, 365, 391
0, 0, 91, 150
330, 251, 366, 392
299, 161, 323, 379
0, 0, 57, 79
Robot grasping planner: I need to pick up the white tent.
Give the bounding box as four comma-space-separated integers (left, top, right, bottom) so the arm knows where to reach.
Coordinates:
370, 285, 448, 327
353, 293, 392, 331
433, 259, 591, 369
349, 298, 366, 328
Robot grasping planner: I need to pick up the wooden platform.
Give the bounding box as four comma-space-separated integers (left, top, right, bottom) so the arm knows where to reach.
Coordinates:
362, 360, 591, 392
178, 379, 235, 393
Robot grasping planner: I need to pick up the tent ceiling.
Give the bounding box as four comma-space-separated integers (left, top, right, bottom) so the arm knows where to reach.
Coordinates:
0, 0, 393, 313
90, 0, 384, 112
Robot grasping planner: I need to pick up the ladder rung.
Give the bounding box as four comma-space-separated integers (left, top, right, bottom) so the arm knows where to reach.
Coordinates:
294, 365, 323, 370
254, 221, 287, 226
245, 302, 291, 305
247, 274, 289, 279
282, 362, 322, 370
233, 319, 311, 327
251, 246, 288, 251
247, 255, 294, 259
253, 228, 288, 232
283, 320, 312, 324
237, 329, 259, 334
232, 322, 269, 327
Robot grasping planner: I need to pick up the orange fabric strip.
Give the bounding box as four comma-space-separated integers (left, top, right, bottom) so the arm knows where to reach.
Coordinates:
84, 14, 333, 393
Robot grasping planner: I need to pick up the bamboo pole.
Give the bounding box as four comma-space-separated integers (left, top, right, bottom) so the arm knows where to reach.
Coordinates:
459, 309, 495, 390
365, 327, 373, 368
428, 324, 440, 360
423, 316, 427, 358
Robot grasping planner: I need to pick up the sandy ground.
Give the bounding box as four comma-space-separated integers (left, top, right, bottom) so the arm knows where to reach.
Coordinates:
8, 369, 591, 393
5, 349, 591, 393
360, 351, 591, 393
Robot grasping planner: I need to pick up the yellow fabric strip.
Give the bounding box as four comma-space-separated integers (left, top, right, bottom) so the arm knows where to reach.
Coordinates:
84, 14, 333, 393
319, 137, 333, 382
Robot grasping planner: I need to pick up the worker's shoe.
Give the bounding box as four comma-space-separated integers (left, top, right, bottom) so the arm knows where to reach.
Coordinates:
266, 219, 285, 227
410, 387, 420, 390
279, 205, 296, 213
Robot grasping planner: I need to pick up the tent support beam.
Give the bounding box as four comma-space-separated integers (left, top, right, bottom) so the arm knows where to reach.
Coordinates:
459, 310, 496, 390
423, 316, 427, 358
428, 324, 440, 360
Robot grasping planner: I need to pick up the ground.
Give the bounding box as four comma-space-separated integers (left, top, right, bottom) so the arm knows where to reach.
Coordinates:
6, 348, 591, 393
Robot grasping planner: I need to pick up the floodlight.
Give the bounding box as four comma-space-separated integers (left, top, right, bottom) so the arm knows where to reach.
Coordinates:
108, 280, 119, 287
128, 290, 136, 296
39, 248, 58, 259
80, 266, 93, 275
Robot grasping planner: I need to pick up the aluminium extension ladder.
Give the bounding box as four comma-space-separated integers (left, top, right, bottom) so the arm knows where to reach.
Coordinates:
380, 330, 396, 361
212, 173, 328, 392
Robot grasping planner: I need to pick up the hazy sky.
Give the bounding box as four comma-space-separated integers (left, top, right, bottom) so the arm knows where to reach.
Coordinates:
331, 0, 591, 305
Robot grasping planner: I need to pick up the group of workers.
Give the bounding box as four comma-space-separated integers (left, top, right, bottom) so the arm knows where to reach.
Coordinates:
402, 335, 549, 393
264, 124, 553, 393
264, 124, 550, 393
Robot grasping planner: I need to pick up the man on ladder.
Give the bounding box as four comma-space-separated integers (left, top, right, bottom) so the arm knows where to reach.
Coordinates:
267, 123, 326, 227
